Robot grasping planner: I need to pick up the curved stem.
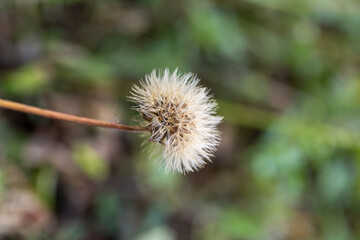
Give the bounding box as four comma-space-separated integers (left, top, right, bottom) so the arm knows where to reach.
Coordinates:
0, 99, 149, 132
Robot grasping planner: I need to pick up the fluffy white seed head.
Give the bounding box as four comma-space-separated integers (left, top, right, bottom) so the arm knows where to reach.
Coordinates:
129, 69, 223, 173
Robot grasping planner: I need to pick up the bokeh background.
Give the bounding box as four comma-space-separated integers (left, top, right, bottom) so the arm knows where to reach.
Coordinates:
1, 0, 360, 239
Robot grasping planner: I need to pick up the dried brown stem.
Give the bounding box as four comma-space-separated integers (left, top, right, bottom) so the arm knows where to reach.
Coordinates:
0, 98, 149, 132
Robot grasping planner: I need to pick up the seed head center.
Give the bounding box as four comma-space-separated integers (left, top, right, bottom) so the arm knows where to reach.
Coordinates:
144, 99, 194, 145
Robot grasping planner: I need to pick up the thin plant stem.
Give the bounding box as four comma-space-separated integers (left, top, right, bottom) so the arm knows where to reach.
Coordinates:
0, 98, 149, 132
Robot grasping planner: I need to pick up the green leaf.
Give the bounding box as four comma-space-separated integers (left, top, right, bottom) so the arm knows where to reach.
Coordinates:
217, 209, 263, 239
95, 191, 120, 234
1, 63, 49, 96
72, 142, 109, 181
318, 160, 352, 204
0, 170, 4, 198
56, 55, 115, 84
187, 2, 246, 59
35, 168, 57, 208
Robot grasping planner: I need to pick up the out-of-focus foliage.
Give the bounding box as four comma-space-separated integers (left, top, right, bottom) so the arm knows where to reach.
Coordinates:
1, 0, 360, 239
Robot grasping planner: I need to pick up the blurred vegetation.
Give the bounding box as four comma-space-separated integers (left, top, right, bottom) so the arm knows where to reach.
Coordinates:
1, 0, 360, 239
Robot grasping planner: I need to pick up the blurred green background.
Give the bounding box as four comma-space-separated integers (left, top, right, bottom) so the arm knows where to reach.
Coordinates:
1, 0, 360, 239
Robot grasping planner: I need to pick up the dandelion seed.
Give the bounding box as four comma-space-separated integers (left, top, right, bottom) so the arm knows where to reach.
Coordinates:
129, 69, 223, 173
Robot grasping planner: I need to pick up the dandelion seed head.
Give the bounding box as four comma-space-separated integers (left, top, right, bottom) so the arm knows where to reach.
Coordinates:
129, 69, 222, 173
